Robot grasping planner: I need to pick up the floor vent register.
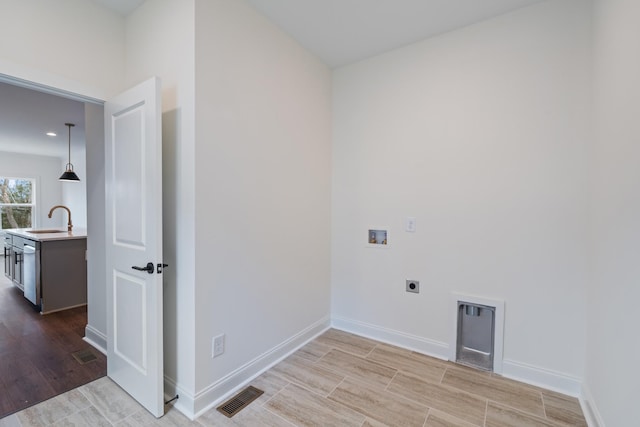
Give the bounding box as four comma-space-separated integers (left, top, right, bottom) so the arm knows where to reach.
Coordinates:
71, 349, 98, 365
217, 386, 264, 418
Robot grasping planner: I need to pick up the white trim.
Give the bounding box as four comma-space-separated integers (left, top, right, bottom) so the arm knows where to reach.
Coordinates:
332, 315, 583, 397
84, 324, 107, 355
501, 358, 581, 396
163, 314, 589, 421
163, 375, 196, 420
172, 316, 331, 420
0, 71, 105, 104
331, 315, 449, 360
450, 293, 505, 374
580, 383, 605, 427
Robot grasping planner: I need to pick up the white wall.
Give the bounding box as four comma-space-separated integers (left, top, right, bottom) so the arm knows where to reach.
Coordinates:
125, 1, 331, 417
332, 0, 591, 393
84, 103, 107, 350
125, 0, 197, 412
586, 0, 640, 425
0, 152, 63, 229
193, 0, 332, 414
0, 0, 125, 100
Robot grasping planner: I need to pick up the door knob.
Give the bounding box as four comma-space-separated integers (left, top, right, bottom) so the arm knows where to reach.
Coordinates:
132, 262, 155, 274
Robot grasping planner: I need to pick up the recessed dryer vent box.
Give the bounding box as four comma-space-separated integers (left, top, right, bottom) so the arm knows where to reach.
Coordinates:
368, 229, 388, 246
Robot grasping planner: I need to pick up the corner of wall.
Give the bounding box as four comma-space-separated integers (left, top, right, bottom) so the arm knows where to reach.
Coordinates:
83, 325, 107, 355
580, 382, 606, 427
166, 316, 331, 420
163, 376, 197, 421
331, 316, 449, 360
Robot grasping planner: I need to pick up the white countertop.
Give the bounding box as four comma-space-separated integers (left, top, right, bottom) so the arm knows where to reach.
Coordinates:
5, 228, 88, 242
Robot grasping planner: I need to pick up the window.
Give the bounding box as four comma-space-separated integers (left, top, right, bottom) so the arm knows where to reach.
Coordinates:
0, 177, 35, 230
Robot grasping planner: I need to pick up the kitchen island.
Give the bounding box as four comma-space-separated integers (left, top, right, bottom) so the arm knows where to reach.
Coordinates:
3, 228, 87, 314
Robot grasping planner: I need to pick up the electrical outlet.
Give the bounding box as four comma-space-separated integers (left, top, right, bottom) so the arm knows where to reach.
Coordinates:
212, 334, 225, 358
406, 280, 420, 293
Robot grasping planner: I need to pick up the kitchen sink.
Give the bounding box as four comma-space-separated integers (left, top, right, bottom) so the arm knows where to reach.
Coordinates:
27, 229, 68, 234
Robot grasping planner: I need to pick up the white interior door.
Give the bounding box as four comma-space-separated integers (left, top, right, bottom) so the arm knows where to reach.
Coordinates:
104, 77, 164, 417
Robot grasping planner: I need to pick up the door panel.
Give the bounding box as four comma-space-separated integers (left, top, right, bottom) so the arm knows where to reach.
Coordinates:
113, 106, 145, 246
114, 271, 146, 372
105, 77, 164, 417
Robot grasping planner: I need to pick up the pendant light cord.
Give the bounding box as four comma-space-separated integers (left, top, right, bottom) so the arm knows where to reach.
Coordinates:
65, 123, 75, 169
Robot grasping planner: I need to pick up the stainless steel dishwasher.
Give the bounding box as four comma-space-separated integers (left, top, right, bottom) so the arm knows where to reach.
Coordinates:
23, 243, 40, 306
12, 243, 23, 291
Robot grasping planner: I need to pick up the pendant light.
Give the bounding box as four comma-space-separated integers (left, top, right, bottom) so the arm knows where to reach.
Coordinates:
59, 123, 80, 182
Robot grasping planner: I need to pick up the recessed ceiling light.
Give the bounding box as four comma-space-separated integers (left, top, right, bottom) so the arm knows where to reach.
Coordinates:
46, 132, 56, 136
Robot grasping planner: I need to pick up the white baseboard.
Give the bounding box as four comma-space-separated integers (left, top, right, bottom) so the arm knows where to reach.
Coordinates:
163, 375, 196, 420
580, 383, 605, 427
83, 324, 107, 355
331, 315, 584, 398
331, 316, 449, 361
157, 315, 589, 421
501, 359, 581, 397
170, 315, 331, 420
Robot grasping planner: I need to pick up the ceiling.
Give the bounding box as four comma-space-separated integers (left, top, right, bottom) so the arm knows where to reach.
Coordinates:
245, 0, 545, 67
0, 0, 544, 158
0, 82, 85, 159
92, 0, 545, 67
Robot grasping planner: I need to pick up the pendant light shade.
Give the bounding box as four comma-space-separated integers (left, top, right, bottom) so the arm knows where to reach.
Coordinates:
59, 123, 80, 182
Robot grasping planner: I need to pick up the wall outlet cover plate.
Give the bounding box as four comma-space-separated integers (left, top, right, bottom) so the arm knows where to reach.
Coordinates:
406, 280, 419, 293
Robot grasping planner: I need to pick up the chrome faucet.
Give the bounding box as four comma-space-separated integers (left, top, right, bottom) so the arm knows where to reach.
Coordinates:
48, 205, 73, 232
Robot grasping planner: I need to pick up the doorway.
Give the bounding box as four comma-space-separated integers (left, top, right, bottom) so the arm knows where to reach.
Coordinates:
0, 81, 106, 416
0, 73, 167, 419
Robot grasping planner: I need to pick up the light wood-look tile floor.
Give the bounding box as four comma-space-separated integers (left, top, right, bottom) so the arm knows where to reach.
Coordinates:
0, 329, 587, 426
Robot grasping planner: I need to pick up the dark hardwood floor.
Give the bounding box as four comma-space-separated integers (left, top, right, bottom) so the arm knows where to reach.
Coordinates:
0, 272, 106, 419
